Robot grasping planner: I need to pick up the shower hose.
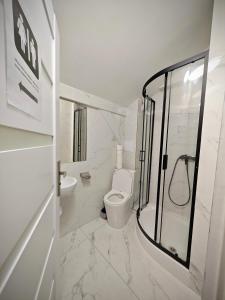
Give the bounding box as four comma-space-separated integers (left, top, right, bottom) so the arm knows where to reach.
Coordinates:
168, 154, 195, 207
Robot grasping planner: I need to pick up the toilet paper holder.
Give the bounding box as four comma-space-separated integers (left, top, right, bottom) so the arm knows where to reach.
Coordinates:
80, 172, 91, 180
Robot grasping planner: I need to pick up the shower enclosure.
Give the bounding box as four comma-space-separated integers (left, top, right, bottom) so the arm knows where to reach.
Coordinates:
137, 51, 208, 267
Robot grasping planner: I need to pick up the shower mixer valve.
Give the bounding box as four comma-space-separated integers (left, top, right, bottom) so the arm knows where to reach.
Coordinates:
179, 154, 195, 160
179, 154, 195, 164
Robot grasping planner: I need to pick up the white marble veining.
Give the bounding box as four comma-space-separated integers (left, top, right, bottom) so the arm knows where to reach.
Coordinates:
190, 0, 225, 295
123, 99, 139, 171
60, 214, 200, 300
203, 65, 225, 298
60, 226, 137, 300
60, 107, 125, 235
81, 218, 106, 239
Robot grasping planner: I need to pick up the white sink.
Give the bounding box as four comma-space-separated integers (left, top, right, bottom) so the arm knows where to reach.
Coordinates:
60, 176, 77, 197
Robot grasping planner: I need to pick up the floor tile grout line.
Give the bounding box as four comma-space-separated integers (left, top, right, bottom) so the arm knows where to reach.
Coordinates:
80, 218, 141, 300
63, 217, 141, 299
80, 219, 107, 238
61, 217, 200, 300
61, 223, 140, 300
92, 238, 141, 300
60, 237, 88, 269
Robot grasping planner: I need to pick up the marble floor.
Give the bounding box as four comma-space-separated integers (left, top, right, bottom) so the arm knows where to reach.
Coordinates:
60, 213, 200, 300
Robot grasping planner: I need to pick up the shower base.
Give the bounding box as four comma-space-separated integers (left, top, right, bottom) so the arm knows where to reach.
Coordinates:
139, 205, 189, 261
136, 205, 198, 294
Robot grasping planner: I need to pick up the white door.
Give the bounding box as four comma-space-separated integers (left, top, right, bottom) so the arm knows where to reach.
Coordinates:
0, 0, 60, 299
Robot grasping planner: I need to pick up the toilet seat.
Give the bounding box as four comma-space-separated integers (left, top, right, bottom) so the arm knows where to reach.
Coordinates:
104, 189, 130, 206
103, 169, 135, 229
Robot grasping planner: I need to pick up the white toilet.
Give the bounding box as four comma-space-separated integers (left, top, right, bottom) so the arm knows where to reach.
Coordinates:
104, 169, 135, 229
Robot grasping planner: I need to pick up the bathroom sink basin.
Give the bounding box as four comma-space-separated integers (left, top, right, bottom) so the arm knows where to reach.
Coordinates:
60, 176, 77, 197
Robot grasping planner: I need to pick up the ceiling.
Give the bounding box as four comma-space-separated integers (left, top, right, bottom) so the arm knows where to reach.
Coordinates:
53, 0, 213, 106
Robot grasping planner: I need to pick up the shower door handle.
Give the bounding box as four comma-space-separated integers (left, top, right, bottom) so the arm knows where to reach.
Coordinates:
162, 154, 168, 170
139, 150, 145, 162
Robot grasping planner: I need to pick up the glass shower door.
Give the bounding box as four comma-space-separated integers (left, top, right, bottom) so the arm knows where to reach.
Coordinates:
138, 51, 208, 267
139, 97, 155, 210
158, 59, 205, 262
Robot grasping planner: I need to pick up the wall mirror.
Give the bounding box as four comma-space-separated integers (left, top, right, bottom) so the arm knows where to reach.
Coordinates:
60, 99, 87, 163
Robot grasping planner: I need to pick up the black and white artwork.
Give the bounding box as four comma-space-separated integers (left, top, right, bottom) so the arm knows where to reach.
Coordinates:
4, 0, 41, 119
13, 0, 39, 79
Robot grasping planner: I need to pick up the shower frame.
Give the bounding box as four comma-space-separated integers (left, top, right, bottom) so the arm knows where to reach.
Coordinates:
137, 50, 209, 268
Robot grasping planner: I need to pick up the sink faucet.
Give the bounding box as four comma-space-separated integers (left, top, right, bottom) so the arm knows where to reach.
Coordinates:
59, 171, 67, 177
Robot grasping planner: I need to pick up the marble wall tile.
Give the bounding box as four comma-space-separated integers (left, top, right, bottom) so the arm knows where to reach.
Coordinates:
60, 106, 125, 235
190, 0, 225, 294
123, 99, 139, 170
203, 98, 225, 299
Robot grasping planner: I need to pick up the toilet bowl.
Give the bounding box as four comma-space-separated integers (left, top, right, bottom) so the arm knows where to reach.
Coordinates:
104, 169, 135, 229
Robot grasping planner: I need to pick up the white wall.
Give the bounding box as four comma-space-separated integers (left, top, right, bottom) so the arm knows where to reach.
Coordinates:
202, 0, 225, 298
60, 83, 127, 116
190, 0, 225, 293
60, 105, 124, 235
123, 99, 139, 170
203, 93, 225, 300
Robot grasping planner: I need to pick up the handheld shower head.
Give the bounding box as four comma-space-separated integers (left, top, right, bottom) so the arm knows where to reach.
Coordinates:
168, 154, 196, 207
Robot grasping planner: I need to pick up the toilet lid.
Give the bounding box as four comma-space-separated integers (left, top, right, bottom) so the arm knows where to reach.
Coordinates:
108, 193, 124, 203
112, 169, 133, 194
